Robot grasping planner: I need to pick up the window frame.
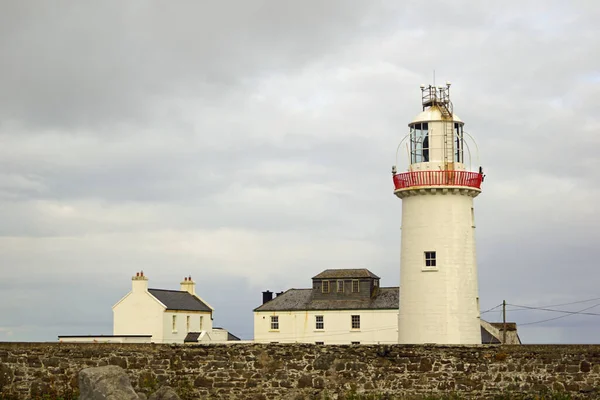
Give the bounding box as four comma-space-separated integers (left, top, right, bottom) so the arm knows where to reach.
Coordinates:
172, 315, 177, 332
351, 315, 360, 330
270, 315, 279, 331
424, 251, 437, 268
337, 280, 344, 293
315, 315, 324, 330
186, 315, 190, 332
352, 280, 359, 293
322, 281, 330, 293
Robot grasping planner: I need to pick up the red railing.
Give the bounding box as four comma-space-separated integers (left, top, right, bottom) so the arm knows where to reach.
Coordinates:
393, 171, 483, 190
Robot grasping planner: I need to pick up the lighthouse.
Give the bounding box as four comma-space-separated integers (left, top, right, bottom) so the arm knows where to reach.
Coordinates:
393, 82, 484, 344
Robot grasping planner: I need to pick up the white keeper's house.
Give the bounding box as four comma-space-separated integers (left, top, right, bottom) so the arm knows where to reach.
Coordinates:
253, 268, 520, 345
59, 271, 239, 344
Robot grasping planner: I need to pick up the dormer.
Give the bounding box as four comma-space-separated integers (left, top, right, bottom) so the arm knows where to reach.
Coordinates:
311, 269, 381, 300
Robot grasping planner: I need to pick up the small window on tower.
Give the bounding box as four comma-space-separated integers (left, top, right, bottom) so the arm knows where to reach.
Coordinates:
322, 281, 330, 293
425, 251, 437, 267
352, 280, 359, 293
337, 280, 344, 293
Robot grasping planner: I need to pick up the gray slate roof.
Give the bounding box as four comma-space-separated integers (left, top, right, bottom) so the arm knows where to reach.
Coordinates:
254, 287, 399, 311
312, 269, 380, 279
184, 332, 201, 343
148, 289, 211, 312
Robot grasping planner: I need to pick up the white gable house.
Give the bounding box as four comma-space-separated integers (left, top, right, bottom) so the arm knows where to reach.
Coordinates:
59, 272, 239, 344
112, 271, 216, 343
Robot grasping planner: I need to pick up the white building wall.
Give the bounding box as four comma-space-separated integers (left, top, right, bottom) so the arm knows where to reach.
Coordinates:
254, 309, 398, 344
113, 290, 165, 343
398, 190, 481, 344
58, 336, 153, 344
162, 311, 213, 343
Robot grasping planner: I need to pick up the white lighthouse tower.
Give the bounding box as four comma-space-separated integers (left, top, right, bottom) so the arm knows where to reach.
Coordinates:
393, 82, 484, 344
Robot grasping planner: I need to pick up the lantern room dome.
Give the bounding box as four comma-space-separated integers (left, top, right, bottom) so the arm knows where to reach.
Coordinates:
409, 107, 463, 125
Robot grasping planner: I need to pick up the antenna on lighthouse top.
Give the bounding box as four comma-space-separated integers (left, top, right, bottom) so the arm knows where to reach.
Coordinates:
433, 70, 435, 87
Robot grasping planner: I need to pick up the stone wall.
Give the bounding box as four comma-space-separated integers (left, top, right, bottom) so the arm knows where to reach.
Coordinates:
1, 342, 599, 399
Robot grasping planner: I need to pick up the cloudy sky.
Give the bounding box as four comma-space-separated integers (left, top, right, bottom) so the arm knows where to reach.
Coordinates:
0, 1, 598, 343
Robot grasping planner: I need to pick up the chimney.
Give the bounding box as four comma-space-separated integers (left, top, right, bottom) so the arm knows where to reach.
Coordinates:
132, 271, 148, 292
180, 275, 195, 295
276, 291, 284, 297
262, 290, 273, 304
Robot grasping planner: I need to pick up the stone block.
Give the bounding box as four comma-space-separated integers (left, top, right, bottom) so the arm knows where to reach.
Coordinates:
79, 365, 139, 400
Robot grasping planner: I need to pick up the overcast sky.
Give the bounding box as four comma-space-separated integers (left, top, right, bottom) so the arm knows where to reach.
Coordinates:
0, 1, 598, 343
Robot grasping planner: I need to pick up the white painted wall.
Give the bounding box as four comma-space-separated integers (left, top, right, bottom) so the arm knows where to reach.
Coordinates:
162, 310, 212, 343
398, 183, 481, 344
254, 309, 398, 344
198, 328, 229, 343
113, 282, 165, 343
58, 336, 152, 343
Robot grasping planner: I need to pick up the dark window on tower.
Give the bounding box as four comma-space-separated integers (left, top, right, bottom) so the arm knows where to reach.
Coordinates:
425, 251, 437, 267
352, 280, 359, 293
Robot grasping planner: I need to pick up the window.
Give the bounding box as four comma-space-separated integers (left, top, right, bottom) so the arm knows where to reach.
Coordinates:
270, 316, 279, 330
454, 123, 464, 163
351, 315, 360, 330
351, 341, 360, 345
352, 280, 359, 293
337, 280, 344, 293
315, 341, 324, 345
199, 316, 204, 330
322, 281, 330, 293
315, 315, 324, 330
409, 122, 430, 163
172, 315, 177, 332
186, 316, 190, 332
425, 251, 437, 267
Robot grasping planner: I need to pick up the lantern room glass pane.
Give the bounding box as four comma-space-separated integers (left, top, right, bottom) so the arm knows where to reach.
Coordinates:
410, 122, 429, 163
454, 123, 464, 163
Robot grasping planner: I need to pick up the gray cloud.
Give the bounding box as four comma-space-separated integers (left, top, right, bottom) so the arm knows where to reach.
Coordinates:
0, 1, 599, 344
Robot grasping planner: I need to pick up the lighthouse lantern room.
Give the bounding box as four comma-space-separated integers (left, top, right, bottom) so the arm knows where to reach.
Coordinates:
393, 82, 484, 344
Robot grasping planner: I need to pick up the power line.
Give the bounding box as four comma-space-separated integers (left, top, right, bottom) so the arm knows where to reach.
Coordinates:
480, 303, 502, 314
518, 303, 600, 326
507, 303, 600, 316
506, 297, 600, 311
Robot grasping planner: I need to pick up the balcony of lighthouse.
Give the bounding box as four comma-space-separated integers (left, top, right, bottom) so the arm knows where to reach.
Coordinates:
393, 170, 483, 198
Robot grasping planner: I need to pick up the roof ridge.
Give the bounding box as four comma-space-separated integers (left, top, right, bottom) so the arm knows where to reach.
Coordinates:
148, 288, 188, 293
